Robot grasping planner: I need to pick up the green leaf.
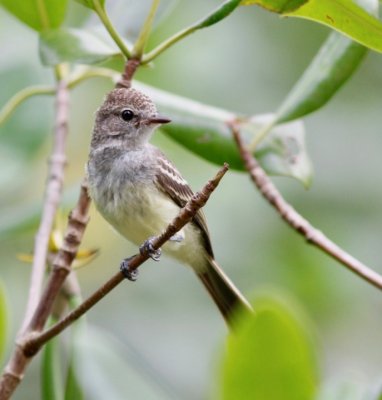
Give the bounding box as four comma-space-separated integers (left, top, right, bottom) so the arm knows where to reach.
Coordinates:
221, 295, 318, 400
41, 317, 64, 400
198, 0, 242, 28
39, 28, 122, 66
241, 0, 306, 12
75, 0, 104, 10
0, 281, 8, 362
72, 328, 177, 400
241, 0, 382, 53
317, 380, 368, 400
65, 296, 85, 400
0, 185, 79, 240
136, 83, 313, 186
275, 32, 367, 123
0, 0, 68, 31
248, 115, 312, 187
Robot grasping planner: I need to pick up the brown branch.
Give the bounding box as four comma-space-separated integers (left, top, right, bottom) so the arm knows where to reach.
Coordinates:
23, 164, 229, 357
231, 124, 382, 290
22, 79, 69, 331
115, 58, 140, 89
0, 181, 91, 400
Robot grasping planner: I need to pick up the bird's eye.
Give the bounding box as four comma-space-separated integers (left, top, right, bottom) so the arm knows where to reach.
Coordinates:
121, 109, 135, 121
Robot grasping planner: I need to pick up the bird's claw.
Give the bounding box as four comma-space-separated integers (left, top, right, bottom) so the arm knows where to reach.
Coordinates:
120, 256, 139, 281
139, 237, 161, 261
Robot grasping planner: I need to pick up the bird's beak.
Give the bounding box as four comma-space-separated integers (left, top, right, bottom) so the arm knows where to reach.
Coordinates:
145, 115, 171, 125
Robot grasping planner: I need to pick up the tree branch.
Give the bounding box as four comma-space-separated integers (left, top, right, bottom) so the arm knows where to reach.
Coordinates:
231, 124, 382, 290
23, 163, 229, 355
0, 181, 91, 400
22, 79, 69, 331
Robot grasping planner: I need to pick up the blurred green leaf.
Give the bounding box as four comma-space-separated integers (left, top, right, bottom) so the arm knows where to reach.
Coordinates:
0, 0, 68, 31
0, 281, 8, 362
88, 0, 178, 43
72, 328, 179, 400
39, 28, 122, 66
316, 379, 368, 400
247, 115, 312, 186
65, 296, 85, 400
241, 0, 382, 53
137, 83, 312, 186
248, 0, 376, 150
75, 0, 105, 10
0, 147, 25, 191
41, 317, 64, 400
221, 294, 318, 400
0, 185, 78, 240
275, 32, 367, 124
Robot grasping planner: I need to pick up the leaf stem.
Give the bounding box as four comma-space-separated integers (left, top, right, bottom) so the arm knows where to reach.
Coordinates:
248, 119, 276, 151
132, 0, 161, 59
142, 0, 241, 64
91, 0, 131, 59
142, 25, 197, 64
0, 68, 119, 127
0, 86, 54, 126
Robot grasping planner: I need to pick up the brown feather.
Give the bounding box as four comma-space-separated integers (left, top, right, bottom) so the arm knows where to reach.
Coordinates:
153, 150, 214, 258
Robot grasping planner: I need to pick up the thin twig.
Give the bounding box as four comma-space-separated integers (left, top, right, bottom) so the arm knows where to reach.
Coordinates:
231, 124, 382, 290
24, 164, 229, 356
0, 181, 91, 400
22, 80, 69, 332
27, 181, 91, 333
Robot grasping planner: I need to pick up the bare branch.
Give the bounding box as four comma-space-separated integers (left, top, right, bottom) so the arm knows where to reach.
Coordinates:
24, 164, 229, 356
231, 123, 382, 290
0, 181, 91, 400
22, 80, 69, 331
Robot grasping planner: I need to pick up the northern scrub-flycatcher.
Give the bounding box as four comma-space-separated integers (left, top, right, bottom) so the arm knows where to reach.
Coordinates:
87, 88, 251, 325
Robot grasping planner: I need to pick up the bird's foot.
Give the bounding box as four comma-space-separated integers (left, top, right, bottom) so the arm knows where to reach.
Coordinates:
170, 233, 183, 243
120, 256, 139, 281
140, 237, 161, 261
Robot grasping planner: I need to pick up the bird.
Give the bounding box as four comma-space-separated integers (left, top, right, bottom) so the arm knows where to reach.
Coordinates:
87, 87, 251, 327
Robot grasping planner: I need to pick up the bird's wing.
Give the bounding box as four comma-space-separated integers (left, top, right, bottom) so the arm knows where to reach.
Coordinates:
154, 150, 214, 258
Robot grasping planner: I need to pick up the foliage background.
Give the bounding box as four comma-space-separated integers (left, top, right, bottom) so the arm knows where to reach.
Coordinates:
1, 0, 382, 398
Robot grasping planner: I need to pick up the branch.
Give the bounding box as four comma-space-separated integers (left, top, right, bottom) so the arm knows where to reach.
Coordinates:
116, 58, 140, 89
22, 79, 69, 331
231, 124, 382, 290
0, 181, 91, 400
24, 164, 229, 357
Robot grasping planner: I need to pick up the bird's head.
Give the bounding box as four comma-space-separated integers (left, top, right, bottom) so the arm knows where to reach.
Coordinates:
91, 88, 171, 149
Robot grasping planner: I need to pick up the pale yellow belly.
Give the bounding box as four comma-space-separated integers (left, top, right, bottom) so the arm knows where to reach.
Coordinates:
96, 184, 207, 270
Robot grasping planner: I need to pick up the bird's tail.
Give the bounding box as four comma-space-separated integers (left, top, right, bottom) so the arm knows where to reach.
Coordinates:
196, 257, 252, 328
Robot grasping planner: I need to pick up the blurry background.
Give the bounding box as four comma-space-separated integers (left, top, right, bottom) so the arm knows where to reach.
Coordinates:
1, 0, 382, 398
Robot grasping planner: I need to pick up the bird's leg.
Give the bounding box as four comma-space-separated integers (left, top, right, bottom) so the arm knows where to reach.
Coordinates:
139, 237, 161, 261
120, 256, 139, 281
170, 233, 183, 243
